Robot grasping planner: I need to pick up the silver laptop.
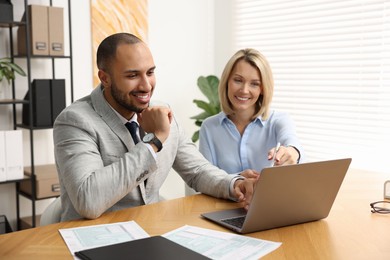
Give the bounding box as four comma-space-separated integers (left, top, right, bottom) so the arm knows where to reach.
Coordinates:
201, 158, 352, 234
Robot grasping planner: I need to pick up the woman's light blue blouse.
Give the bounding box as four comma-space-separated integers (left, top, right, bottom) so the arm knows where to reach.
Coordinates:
199, 110, 304, 174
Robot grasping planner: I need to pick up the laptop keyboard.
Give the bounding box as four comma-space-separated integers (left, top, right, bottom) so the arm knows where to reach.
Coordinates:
221, 216, 246, 228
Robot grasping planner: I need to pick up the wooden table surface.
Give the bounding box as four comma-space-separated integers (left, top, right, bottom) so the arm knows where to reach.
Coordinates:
0, 168, 389, 259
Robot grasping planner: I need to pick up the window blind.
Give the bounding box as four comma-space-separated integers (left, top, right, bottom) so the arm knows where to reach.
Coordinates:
232, 0, 390, 172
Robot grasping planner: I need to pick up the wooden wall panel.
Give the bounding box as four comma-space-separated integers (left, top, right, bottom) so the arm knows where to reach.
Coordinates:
91, 0, 148, 86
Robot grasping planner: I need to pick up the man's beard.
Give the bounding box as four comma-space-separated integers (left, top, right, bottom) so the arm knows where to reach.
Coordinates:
110, 82, 146, 113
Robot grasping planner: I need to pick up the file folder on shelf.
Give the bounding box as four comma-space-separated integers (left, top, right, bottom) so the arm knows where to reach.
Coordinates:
48, 6, 64, 56
22, 79, 66, 127
23, 79, 52, 127
4, 130, 24, 181
0, 0, 14, 23
50, 79, 66, 124
17, 5, 49, 56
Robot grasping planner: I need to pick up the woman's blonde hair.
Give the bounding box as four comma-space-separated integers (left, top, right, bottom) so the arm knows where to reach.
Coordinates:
219, 48, 274, 120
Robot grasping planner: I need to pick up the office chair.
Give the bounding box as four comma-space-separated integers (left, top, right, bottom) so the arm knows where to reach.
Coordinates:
40, 197, 62, 226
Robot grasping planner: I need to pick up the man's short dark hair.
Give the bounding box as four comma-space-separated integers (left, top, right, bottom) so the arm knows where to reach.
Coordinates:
96, 33, 142, 72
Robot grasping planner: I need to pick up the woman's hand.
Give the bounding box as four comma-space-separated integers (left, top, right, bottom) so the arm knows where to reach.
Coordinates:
268, 145, 300, 166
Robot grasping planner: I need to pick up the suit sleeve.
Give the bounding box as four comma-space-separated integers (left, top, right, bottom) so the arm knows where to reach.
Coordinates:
171, 118, 236, 199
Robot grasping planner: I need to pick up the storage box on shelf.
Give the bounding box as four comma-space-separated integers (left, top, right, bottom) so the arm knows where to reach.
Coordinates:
20, 164, 60, 199
17, 4, 65, 56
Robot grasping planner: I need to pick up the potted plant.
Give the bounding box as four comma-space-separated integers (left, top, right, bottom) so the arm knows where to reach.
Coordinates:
190, 75, 221, 142
0, 57, 26, 84
0, 57, 26, 98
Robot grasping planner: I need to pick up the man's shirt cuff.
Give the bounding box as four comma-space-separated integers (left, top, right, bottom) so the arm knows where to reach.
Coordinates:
229, 175, 245, 201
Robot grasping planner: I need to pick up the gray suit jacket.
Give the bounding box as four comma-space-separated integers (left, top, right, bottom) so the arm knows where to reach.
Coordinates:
53, 86, 236, 221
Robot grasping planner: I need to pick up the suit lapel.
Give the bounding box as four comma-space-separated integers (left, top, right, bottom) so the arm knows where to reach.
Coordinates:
90, 85, 134, 151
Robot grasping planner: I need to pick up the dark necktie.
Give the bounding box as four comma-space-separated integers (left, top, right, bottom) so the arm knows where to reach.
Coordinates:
125, 122, 148, 185
125, 122, 140, 144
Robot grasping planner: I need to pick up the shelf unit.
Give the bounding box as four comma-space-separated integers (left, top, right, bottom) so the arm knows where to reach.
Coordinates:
0, 0, 73, 230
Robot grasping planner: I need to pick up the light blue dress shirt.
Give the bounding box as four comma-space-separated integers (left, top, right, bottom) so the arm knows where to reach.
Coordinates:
199, 110, 304, 174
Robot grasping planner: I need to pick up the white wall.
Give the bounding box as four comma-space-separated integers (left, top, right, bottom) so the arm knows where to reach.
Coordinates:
214, 0, 234, 76
0, 0, 215, 230
149, 0, 215, 199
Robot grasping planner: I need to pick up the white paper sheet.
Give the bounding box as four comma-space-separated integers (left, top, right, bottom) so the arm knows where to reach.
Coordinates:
59, 220, 149, 258
163, 225, 281, 260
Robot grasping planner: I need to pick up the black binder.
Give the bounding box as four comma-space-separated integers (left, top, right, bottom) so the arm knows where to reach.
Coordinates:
50, 79, 66, 123
0, 0, 13, 23
23, 79, 52, 127
22, 79, 66, 127
75, 236, 210, 260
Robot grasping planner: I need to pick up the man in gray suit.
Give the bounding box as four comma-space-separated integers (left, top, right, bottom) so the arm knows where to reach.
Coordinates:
53, 33, 259, 222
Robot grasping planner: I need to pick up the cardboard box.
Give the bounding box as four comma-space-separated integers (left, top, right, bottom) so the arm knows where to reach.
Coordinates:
48, 6, 64, 56
17, 5, 49, 56
20, 215, 41, 230
20, 164, 60, 199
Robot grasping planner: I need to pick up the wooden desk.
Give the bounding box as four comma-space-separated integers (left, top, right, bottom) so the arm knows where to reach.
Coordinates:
0, 169, 389, 259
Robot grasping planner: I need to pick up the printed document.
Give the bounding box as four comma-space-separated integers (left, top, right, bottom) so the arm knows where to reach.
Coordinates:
59, 220, 149, 258
163, 225, 281, 260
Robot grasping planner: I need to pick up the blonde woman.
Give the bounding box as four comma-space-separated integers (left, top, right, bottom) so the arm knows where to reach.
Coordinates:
199, 48, 303, 175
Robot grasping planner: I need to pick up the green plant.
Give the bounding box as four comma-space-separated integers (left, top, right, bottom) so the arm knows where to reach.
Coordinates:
190, 75, 221, 142
0, 57, 26, 84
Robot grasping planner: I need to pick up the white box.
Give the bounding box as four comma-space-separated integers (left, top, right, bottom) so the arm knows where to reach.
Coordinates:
4, 130, 24, 181
0, 132, 6, 182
